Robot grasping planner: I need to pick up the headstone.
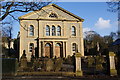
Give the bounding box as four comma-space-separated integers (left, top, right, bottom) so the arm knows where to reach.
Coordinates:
20, 53, 27, 71
109, 52, 117, 76
42, 58, 49, 71
46, 59, 54, 71
66, 55, 72, 64
75, 53, 83, 76
95, 55, 104, 71
54, 58, 63, 72
32, 58, 40, 71
87, 56, 94, 67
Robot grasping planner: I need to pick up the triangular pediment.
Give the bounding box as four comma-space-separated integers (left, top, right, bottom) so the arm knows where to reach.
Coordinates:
19, 4, 84, 22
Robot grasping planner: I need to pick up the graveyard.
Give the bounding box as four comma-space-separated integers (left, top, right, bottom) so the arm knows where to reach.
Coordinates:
2, 51, 120, 80
1, 2, 120, 80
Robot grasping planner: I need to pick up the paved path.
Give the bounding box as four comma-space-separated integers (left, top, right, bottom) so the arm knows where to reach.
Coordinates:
2, 75, 120, 80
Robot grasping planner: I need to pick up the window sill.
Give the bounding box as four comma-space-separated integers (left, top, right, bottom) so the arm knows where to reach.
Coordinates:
70, 36, 77, 38
27, 36, 35, 38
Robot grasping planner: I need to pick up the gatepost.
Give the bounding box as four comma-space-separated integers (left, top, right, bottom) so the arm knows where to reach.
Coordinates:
109, 52, 117, 76
75, 52, 83, 76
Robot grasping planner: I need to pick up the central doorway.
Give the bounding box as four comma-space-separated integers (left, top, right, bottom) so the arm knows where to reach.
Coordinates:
55, 43, 63, 58
45, 43, 52, 58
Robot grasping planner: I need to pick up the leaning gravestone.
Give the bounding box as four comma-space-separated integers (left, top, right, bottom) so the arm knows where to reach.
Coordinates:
46, 59, 54, 71
54, 58, 63, 72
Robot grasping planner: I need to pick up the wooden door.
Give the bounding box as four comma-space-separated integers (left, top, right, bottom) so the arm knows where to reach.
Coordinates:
45, 43, 51, 58
55, 43, 62, 57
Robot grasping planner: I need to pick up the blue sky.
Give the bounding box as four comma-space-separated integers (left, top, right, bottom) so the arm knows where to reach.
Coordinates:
56, 2, 118, 36
4, 2, 118, 38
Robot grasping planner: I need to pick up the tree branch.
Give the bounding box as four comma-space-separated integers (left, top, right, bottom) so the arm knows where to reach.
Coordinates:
0, 2, 14, 21
0, 2, 52, 21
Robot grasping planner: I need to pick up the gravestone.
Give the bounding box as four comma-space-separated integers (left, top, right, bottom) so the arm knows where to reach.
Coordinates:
46, 59, 54, 71
19, 53, 27, 71
95, 55, 105, 71
109, 52, 117, 76
42, 58, 49, 71
75, 53, 83, 76
54, 58, 63, 72
87, 56, 94, 67
32, 58, 40, 71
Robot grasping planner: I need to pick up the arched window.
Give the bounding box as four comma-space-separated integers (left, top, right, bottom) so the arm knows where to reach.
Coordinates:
56, 43, 61, 46
57, 26, 61, 36
46, 25, 50, 36
71, 26, 76, 36
52, 25, 56, 36
49, 13, 57, 18
72, 43, 76, 51
29, 43, 34, 52
29, 25, 34, 36
45, 43, 51, 47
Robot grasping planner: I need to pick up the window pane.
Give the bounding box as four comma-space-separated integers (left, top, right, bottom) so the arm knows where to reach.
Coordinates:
29, 43, 34, 52
29, 25, 34, 36
46, 25, 50, 36
56, 43, 60, 46
71, 26, 76, 36
57, 26, 61, 36
52, 26, 56, 36
45, 43, 50, 47
72, 43, 76, 51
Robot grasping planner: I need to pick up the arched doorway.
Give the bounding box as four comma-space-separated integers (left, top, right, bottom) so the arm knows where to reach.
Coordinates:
45, 43, 52, 58
55, 43, 63, 58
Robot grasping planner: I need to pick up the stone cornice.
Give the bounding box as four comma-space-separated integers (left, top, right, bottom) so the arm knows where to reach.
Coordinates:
39, 37, 68, 40
19, 18, 80, 22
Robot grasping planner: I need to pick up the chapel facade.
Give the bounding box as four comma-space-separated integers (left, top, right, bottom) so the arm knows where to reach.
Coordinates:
19, 4, 84, 61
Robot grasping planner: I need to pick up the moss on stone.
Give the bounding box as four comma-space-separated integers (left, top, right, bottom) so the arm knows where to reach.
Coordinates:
110, 69, 117, 76
75, 53, 82, 57
76, 71, 83, 76
109, 52, 115, 56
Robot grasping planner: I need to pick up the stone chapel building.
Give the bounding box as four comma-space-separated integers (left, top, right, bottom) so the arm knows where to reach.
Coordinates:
19, 4, 84, 61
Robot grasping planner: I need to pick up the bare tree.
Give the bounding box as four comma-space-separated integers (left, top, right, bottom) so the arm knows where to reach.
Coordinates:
2, 22, 13, 56
1, 1, 52, 21
107, 1, 120, 12
7, 26, 13, 56
107, 1, 120, 38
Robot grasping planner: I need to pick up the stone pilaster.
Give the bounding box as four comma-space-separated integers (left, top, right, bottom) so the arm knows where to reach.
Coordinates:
55, 27, 57, 36
109, 52, 117, 76
75, 52, 83, 76
79, 22, 84, 56
53, 41, 55, 58
64, 42, 66, 57
63, 42, 65, 57
65, 42, 67, 57
50, 26, 52, 36
41, 41, 45, 57
39, 40, 41, 57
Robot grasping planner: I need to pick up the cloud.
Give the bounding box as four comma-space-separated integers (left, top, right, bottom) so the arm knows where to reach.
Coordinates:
94, 17, 111, 29
83, 27, 91, 33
